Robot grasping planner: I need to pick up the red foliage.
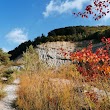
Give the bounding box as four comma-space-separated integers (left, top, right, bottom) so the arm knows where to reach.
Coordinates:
70, 37, 110, 81
73, 0, 110, 20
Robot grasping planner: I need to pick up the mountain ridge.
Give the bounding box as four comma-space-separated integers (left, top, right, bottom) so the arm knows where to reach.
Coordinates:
8, 26, 110, 60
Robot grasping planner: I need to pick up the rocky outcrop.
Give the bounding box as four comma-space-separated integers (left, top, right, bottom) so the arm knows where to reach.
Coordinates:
36, 42, 76, 67
35, 41, 104, 67
15, 41, 103, 67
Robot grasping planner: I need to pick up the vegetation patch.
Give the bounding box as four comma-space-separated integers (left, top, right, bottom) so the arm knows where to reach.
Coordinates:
16, 43, 110, 110
0, 83, 6, 100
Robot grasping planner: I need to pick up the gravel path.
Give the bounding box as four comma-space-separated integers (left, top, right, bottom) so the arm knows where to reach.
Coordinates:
0, 79, 19, 110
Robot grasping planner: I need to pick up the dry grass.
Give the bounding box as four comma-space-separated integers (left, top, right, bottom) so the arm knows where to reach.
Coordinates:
0, 90, 6, 100
0, 82, 6, 100
0, 65, 16, 100
16, 64, 110, 110
16, 46, 110, 110
17, 73, 83, 110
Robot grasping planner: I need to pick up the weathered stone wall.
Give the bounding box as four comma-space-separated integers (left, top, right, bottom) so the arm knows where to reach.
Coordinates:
36, 42, 76, 67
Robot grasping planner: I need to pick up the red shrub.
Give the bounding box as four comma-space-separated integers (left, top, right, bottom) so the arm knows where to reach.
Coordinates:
70, 37, 110, 81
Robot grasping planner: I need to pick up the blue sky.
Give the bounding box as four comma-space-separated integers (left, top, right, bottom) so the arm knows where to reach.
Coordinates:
0, 0, 110, 52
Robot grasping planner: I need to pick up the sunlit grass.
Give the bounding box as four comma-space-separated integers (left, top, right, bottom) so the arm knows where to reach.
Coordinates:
0, 82, 6, 100
16, 45, 110, 110
16, 64, 110, 110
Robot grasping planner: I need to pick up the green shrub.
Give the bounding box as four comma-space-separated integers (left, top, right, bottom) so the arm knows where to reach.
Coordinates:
2, 69, 14, 84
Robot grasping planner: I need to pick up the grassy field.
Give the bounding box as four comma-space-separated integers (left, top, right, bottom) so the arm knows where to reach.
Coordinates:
15, 44, 110, 110
16, 64, 110, 110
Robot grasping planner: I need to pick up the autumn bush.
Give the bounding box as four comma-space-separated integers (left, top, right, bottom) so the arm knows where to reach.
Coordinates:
70, 37, 110, 81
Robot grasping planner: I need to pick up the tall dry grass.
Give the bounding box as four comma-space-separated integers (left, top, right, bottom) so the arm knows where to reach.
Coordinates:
16, 45, 110, 110
17, 72, 84, 110
0, 82, 6, 100
16, 65, 110, 110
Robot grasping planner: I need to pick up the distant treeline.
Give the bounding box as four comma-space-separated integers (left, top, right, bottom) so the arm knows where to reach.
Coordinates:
8, 26, 110, 60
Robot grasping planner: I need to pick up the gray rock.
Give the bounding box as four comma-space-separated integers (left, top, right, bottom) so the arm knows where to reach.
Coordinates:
36, 41, 75, 67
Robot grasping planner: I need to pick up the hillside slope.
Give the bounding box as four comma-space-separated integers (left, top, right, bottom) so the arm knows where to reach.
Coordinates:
8, 26, 110, 61
15, 40, 104, 67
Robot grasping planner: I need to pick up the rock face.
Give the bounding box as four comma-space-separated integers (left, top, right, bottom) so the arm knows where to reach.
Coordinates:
36, 42, 76, 67
14, 41, 104, 67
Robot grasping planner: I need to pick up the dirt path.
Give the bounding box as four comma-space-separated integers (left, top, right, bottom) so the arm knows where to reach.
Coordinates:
0, 79, 19, 110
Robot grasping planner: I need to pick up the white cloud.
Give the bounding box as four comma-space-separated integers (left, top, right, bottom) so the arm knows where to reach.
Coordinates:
43, 0, 90, 17
2, 47, 9, 52
6, 28, 28, 44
